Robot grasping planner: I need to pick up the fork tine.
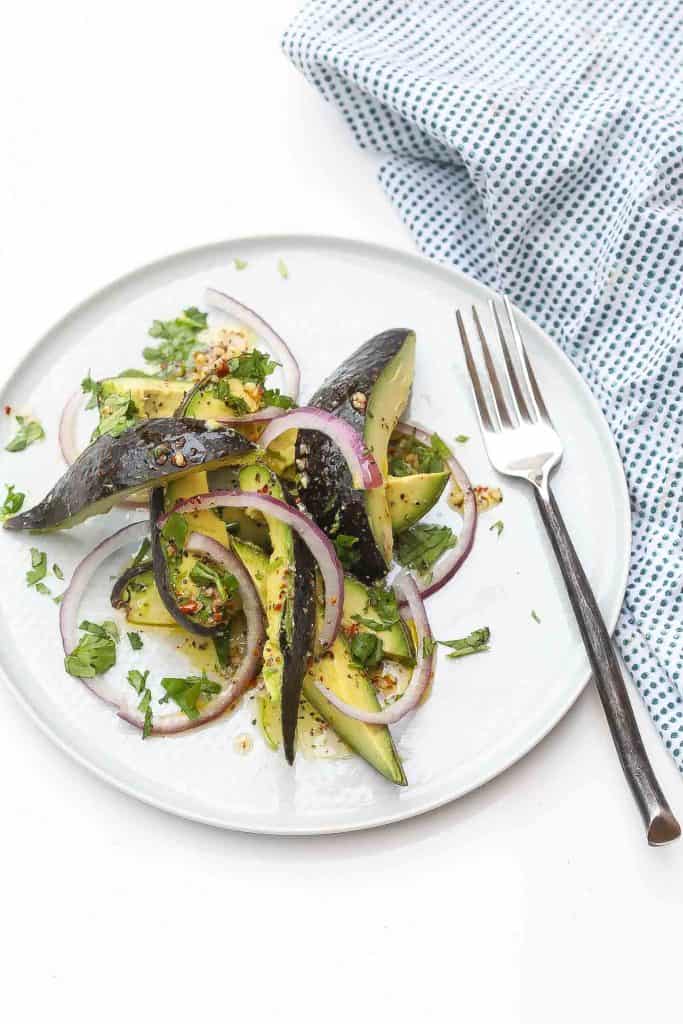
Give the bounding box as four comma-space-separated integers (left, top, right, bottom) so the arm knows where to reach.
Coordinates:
490, 300, 532, 424
472, 305, 513, 429
503, 296, 551, 424
455, 309, 496, 433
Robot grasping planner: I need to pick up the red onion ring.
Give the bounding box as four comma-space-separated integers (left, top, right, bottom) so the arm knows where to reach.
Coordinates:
60, 520, 150, 706
118, 532, 265, 735
314, 572, 435, 724
205, 286, 300, 403
260, 407, 382, 489
59, 390, 86, 467
158, 489, 343, 648
394, 421, 477, 600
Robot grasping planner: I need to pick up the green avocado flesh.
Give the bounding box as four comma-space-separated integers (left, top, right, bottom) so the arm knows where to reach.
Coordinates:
238, 463, 294, 702
302, 633, 407, 786
99, 375, 261, 420
386, 471, 449, 533
363, 335, 416, 566
341, 577, 414, 664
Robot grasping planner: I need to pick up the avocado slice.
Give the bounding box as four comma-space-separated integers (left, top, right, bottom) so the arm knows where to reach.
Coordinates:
386, 471, 449, 533
296, 329, 415, 582
239, 462, 316, 764
302, 632, 407, 785
99, 377, 188, 418
5, 419, 257, 533
342, 576, 414, 664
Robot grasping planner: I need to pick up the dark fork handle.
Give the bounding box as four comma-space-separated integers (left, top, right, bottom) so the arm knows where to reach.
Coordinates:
534, 482, 680, 845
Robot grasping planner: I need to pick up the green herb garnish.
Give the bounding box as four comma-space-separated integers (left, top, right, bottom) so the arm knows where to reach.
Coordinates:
0, 484, 25, 521
144, 307, 208, 366
127, 631, 144, 651
490, 520, 504, 537
349, 631, 384, 669
214, 625, 232, 668
395, 524, 456, 575
189, 559, 238, 601
429, 433, 452, 460
26, 548, 48, 587
227, 350, 279, 384
65, 621, 118, 678
261, 388, 295, 409
131, 537, 151, 567
455, 434, 469, 444
6, 415, 45, 453
91, 392, 138, 440
81, 371, 101, 410
35, 582, 51, 596
127, 668, 149, 693
79, 619, 120, 642
52, 562, 64, 580
233, 258, 248, 270
210, 378, 252, 415
437, 627, 490, 659
159, 672, 221, 720
161, 512, 188, 551
334, 533, 359, 569
277, 258, 289, 279
531, 610, 541, 624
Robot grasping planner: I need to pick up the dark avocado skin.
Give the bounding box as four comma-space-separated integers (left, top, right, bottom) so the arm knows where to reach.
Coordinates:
296, 328, 413, 583
4, 418, 256, 532
110, 559, 153, 609
280, 504, 317, 765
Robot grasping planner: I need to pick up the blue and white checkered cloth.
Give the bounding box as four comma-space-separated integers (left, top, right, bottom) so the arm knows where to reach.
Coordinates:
284, 0, 683, 769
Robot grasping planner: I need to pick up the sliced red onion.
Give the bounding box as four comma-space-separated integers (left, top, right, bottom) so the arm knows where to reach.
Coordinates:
60, 520, 150, 706
59, 390, 86, 467
394, 421, 477, 600
314, 572, 434, 724
205, 286, 300, 402
118, 532, 265, 735
260, 408, 382, 489
158, 489, 343, 648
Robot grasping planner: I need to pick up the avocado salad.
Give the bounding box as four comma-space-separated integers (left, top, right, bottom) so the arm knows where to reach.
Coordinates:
3, 286, 493, 785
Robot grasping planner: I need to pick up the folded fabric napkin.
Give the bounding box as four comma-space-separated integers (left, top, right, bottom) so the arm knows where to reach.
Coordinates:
284, 0, 683, 769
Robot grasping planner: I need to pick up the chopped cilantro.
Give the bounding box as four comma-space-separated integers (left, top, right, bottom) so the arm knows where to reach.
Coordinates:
455, 434, 470, 444
233, 257, 248, 270
6, 415, 45, 453
81, 371, 101, 410
52, 562, 64, 580
228, 350, 279, 384
127, 668, 149, 693
91, 392, 138, 440
0, 484, 25, 521
349, 631, 384, 669
261, 388, 295, 409
388, 432, 444, 476
490, 520, 504, 537
144, 307, 208, 366
79, 619, 120, 642
430, 433, 453, 459
142, 703, 153, 738
277, 258, 289, 279
127, 631, 144, 651
367, 584, 400, 625
211, 378, 252, 415
161, 512, 188, 551
437, 627, 490, 659
395, 524, 456, 575
131, 537, 151, 567
35, 582, 51, 596
334, 533, 359, 569
26, 548, 48, 587
159, 672, 221, 720
189, 559, 237, 601
531, 609, 541, 624
65, 621, 118, 678
214, 625, 232, 668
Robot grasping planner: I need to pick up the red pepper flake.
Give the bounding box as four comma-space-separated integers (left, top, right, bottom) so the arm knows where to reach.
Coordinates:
4, 405, 11, 416
178, 600, 200, 615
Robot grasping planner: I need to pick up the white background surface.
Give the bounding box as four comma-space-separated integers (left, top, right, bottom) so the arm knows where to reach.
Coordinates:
1, 3, 681, 1022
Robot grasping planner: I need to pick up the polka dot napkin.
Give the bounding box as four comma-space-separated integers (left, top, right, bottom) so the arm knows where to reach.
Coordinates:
284, 0, 683, 769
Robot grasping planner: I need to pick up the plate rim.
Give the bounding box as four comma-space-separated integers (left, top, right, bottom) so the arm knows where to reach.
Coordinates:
0, 232, 631, 835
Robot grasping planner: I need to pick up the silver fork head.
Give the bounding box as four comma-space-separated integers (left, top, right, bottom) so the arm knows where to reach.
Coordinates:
456, 296, 563, 492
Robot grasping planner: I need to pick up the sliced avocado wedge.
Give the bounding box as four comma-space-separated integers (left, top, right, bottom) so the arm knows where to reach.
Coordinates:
5, 419, 257, 533
239, 462, 316, 765
386, 471, 449, 533
296, 329, 415, 581
99, 376, 188, 418
302, 632, 407, 786
342, 577, 414, 665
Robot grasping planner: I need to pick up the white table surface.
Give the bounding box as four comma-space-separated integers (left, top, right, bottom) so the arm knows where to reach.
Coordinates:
2, 4, 681, 1022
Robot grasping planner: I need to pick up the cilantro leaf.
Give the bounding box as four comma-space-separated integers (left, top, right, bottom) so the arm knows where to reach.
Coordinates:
430, 433, 453, 460
91, 392, 138, 441
127, 668, 149, 693
455, 434, 469, 444
159, 673, 221, 720
437, 627, 490, 659
79, 619, 120, 642
367, 584, 400, 625
210, 378, 252, 415
161, 512, 188, 551
333, 533, 359, 569
233, 258, 248, 270
189, 559, 237, 601
144, 307, 208, 366
395, 524, 456, 575
131, 537, 151, 567
65, 622, 117, 678
227, 350, 279, 384
35, 582, 51, 596
490, 520, 504, 537
531, 610, 541, 624
52, 563, 64, 580
349, 632, 384, 669
261, 388, 295, 409
6, 415, 45, 453
127, 631, 144, 651
277, 258, 289, 279
81, 371, 101, 410
26, 548, 48, 587
0, 484, 25, 521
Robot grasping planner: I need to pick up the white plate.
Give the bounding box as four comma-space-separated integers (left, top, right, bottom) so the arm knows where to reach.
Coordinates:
0, 235, 630, 835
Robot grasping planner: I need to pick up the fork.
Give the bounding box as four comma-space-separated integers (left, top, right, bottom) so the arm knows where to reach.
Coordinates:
457, 296, 680, 846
